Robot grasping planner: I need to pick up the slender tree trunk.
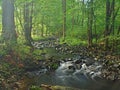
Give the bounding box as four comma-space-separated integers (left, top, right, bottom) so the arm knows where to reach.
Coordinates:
46, 26, 48, 36
2, 0, 17, 45
71, 0, 75, 31
94, 16, 97, 43
15, 5, 24, 31
109, 0, 115, 35
62, 0, 66, 41
81, 0, 85, 27
30, 1, 33, 37
41, 15, 44, 37
117, 26, 120, 35
24, 1, 33, 46
87, 0, 93, 47
104, 0, 110, 49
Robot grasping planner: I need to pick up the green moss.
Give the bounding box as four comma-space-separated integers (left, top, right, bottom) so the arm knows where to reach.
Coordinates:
60, 36, 87, 46
30, 86, 42, 90
51, 63, 59, 69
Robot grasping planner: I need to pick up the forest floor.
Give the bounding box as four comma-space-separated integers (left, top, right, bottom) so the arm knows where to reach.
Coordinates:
0, 37, 120, 90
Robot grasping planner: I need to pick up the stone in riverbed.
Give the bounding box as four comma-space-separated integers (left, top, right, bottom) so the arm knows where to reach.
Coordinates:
74, 60, 82, 64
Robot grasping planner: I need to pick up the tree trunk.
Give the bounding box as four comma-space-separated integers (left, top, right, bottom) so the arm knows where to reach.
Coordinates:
81, 0, 85, 27
108, 0, 115, 35
41, 15, 44, 37
62, 0, 66, 41
15, 5, 24, 31
93, 16, 97, 43
24, 1, 33, 46
104, 0, 110, 49
117, 26, 120, 35
71, 0, 75, 31
2, 0, 17, 45
87, 0, 93, 47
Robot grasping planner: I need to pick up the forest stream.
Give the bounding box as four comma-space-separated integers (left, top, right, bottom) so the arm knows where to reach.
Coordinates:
11, 38, 120, 90
24, 51, 120, 90
1, 38, 120, 90
1, 0, 120, 90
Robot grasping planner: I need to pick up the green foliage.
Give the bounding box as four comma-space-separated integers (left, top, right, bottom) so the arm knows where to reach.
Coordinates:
1, 63, 10, 71
60, 36, 87, 46
1, 0, 120, 54
30, 85, 42, 90
0, 63, 13, 78
13, 44, 31, 60
51, 63, 59, 70
32, 49, 42, 60
108, 35, 120, 51
10, 0, 120, 41
66, 37, 80, 45
0, 45, 7, 57
60, 26, 87, 45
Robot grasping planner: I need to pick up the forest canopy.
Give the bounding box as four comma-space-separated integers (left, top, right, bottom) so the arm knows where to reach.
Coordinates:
0, 0, 120, 49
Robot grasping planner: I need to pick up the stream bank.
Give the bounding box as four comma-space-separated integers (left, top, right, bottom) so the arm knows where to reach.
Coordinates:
0, 37, 120, 90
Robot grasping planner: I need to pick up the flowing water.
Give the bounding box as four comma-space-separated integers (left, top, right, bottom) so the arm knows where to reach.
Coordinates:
33, 61, 112, 90
25, 41, 120, 90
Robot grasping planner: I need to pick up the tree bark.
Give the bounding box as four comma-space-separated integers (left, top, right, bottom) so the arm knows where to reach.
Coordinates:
24, 1, 33, 46
81, 0, 85, 27
14, 4, 24, 31
62, 0, 66, 41
104, 0, 110, 49
104, 0, 118, 49
117, 26, 120, 35
41, 15, 44, 37
2, 0, 17, 45
87, 0, 93, 47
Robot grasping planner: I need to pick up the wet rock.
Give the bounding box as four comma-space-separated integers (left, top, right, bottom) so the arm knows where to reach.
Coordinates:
68, 65, 75, 71
74, 60, 82, 64
107, 72, 116, 81
117, 65, 120, 69
67, 58, 72, 61
55, 45, 61, 51
113, 64, 120, 68
75, 64, 82, 69
83, 58, 94, 66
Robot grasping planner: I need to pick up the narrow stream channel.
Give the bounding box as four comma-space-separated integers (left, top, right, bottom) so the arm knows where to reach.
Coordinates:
24, 41, 120, 90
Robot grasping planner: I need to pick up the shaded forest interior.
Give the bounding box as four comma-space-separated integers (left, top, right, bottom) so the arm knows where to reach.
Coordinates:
0, 0, 120, 90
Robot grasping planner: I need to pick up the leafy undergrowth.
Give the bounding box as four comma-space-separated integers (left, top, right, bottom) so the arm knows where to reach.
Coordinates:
60, 36, 87, 46
0, 44, 42, 88
0, 43, 60, 89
